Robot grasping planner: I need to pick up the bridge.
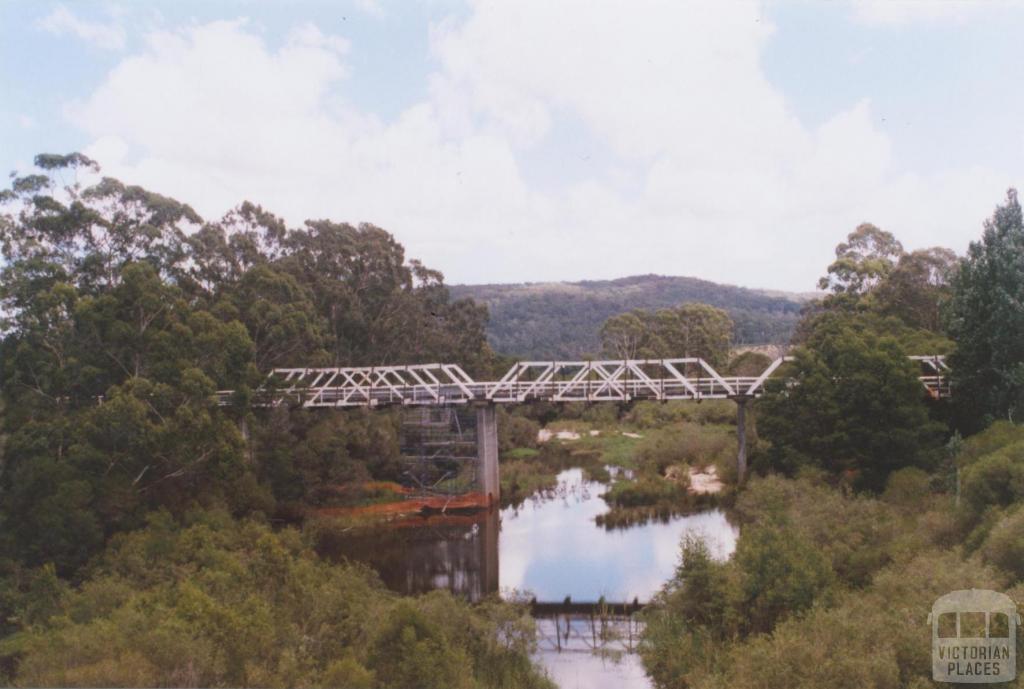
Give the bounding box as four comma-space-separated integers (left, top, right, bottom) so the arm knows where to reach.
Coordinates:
223, 355, 949, 504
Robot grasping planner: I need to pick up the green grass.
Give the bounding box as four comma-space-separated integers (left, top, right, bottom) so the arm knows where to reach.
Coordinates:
500, 459, 560, 507
503, 447, 540, 460
573, 432, 643, 469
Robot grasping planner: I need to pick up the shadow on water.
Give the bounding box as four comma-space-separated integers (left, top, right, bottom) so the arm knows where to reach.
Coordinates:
316, 509, 499, 602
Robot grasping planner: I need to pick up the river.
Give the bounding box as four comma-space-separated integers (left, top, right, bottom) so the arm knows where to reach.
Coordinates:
319, 467, 738, 688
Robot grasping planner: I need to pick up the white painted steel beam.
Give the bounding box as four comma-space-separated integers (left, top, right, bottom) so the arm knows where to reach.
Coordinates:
218, 355, 948, 408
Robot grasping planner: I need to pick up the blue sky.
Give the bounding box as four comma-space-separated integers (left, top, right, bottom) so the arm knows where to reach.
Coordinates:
2, 0, 1022, 291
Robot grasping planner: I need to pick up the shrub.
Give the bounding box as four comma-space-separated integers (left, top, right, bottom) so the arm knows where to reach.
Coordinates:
736, 476, 898, 587
497, 409, 540, 452
733, 520, 835, 635
980, 507, 1024, 582
957, 421, 1024, 467
6, 516, 553, 689
634, 425, 733, 474
960, 443, 1024, 520
882, 467, 932, 509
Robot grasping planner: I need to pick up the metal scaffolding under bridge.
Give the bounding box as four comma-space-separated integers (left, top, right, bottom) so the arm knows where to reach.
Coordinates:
218, 355, 949, 408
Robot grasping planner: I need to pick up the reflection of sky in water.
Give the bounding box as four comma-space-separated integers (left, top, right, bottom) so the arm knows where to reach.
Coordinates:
499, 468, 737, 602
539, 651, 649, 689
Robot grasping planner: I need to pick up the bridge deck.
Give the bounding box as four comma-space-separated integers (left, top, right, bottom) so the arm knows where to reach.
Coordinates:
217, 355, 949, 408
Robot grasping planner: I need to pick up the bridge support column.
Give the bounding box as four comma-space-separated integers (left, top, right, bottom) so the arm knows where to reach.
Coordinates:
475, 403, 500, 507
735, 398, 748, 483
239, 416, 254, 465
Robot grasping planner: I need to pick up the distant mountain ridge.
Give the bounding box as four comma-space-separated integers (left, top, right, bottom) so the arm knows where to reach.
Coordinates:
451, 274, 815, 359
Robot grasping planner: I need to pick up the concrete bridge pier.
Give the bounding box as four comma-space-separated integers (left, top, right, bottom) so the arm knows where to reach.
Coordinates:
734, 397, 749, 483
475, 403, 500, 507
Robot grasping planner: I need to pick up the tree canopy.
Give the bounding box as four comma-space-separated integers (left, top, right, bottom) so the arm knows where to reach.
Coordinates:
946, 188, 1024, 432
757, 312, 945, 490
0, 153, 492, 573
600, 303, 733, 367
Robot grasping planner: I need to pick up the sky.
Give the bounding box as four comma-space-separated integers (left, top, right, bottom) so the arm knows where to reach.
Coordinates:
2, 0, 1022, 292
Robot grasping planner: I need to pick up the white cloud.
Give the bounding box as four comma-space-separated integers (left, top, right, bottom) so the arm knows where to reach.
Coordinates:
18, 115, 37, 129
67, 3, 1015, 292
849, 0, 1024, 25
37, 5, 126, 51
353, 0, 386, 18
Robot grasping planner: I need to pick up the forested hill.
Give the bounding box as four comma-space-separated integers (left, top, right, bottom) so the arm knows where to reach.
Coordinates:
451, 274, 814, 359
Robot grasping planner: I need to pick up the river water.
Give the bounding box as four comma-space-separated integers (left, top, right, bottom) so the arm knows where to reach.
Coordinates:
320, 468, 738, 688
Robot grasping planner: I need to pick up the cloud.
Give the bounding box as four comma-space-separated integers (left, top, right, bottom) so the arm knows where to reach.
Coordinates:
353, 0, 386, 18
849, 0, 1024, 25
67, 3, 1015, 291
37, 5, 126, 50
18, 115, 37, 129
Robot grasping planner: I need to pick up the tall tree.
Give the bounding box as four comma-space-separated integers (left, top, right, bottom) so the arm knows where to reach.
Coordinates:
817, 223, 904, 305
872, 247, 957, 332
0, 153, 493, 573
947, 188, 1024, 431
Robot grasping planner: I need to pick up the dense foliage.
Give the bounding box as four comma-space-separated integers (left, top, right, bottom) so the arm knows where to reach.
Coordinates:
755, 218, 959, 489
2, 149, 1023, 689
0, 154, 494, 575
641, 456, 1024, 689
599, 303, 733, 366
757, 312, 945, 490
0, 154, 563, 687
451, 275, 806, 359
0, 512, 551, 688
640, 192, 1024, 689
947, 189, 1024, 432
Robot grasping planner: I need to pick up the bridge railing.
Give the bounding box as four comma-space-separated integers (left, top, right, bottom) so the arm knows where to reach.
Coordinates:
215, 355, 949, 408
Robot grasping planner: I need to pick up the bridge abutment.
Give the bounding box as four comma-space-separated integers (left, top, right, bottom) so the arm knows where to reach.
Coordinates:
475, 403, 500, 506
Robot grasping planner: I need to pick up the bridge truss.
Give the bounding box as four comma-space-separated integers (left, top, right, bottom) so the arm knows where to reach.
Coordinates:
219, 355, 949, 408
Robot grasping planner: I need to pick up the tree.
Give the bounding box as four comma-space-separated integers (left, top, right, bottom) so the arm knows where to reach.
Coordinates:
599, 311, 654, 359
817, 223, 904, 299
0, 153, 493, 574
733, 518, 834, 635
600, 303, 733, 366
758, 312, 945, 491
947, 188, 1024, 431
872, 247, 958, 332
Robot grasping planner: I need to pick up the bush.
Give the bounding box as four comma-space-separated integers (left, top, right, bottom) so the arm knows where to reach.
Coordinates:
497, 408, 540, 452
735, 475, 899, 587
499, 460, 559, 507
980, 507, 1024, 582
960, 443, 1024, 521
603, 474, 689, 508
957, 421, 1024, 467
882, 467, 932, 509
640, 536, 734, 689
634, 425, 733, 474
733, 520, 835, 635
5, 515, 553, 689
655, 539, 1011, 689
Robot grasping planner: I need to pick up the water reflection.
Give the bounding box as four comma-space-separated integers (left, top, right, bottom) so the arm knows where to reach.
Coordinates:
319, 468, 738, 689
540, 651, 651, 689
320, 468, 737, 604
500, 468, 736, 602
318, 509, 499, 601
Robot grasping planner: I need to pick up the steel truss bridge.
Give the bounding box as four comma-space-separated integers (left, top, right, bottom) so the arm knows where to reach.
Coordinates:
218, 354, 950, 408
